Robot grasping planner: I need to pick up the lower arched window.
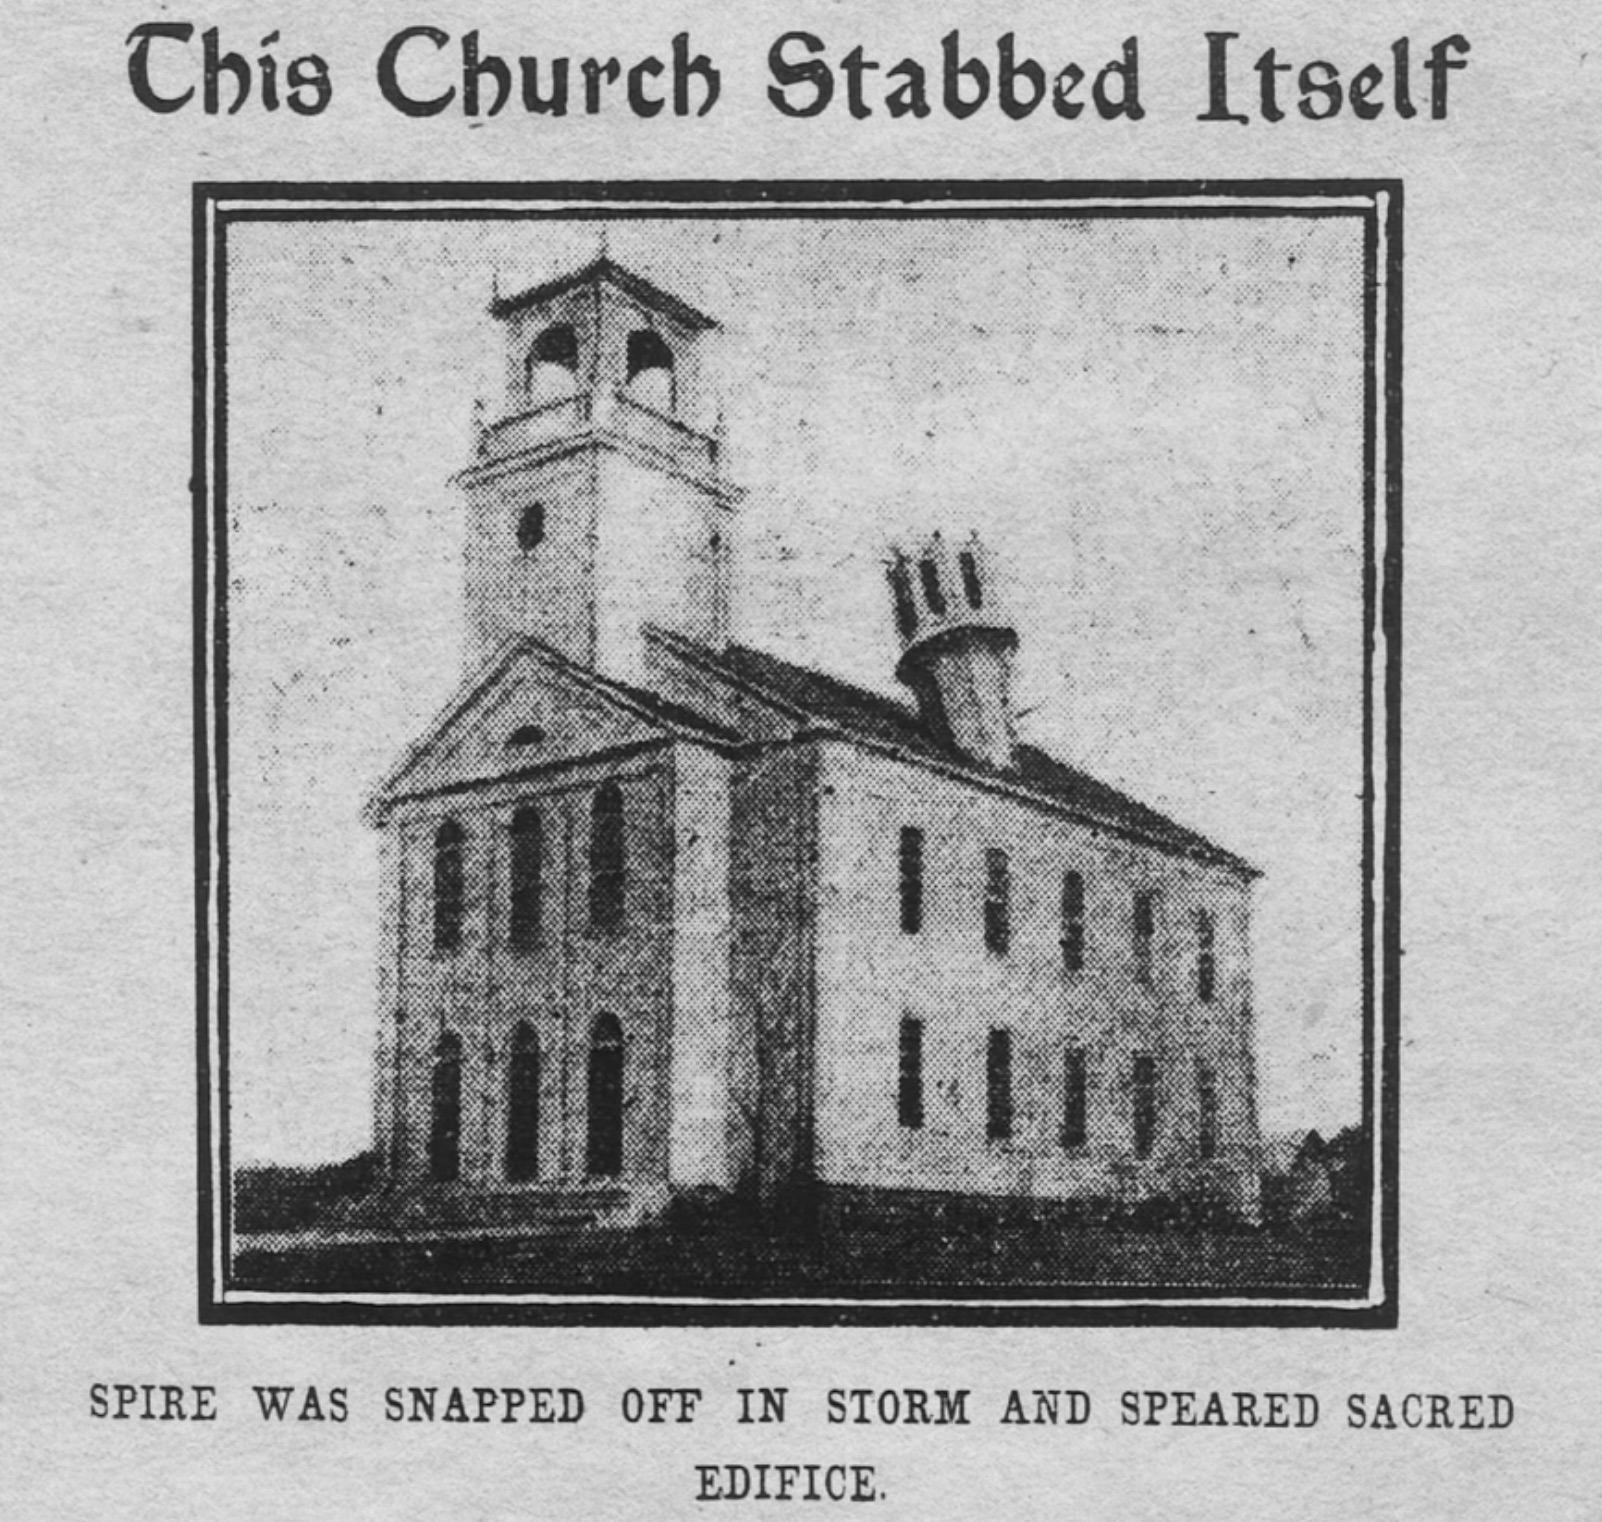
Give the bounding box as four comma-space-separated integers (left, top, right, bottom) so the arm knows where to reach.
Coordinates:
586, 1013, 625, 1177
429, 1032, 463, 1183
505, 1023, 540, 1181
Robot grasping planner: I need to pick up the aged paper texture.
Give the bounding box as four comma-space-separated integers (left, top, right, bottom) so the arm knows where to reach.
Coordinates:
2, 1, 1599, 1516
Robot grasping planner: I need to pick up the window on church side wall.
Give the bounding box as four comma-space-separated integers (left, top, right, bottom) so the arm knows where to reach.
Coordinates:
987, 1028, 1014, 1141
984, 848, 1011, 955
516, 501, 545, 553
1062, 1048, 1088, 1149
899, 826, 924, 934
1198, 1062, 1220, 1160
898, 1018, 925, 1129
919, 557, 947, 617
1133, 889, 1156, 985
1196, 909, 1217, 1003
432, 819, 466, 953
509, 807, 541, 951
589, 780, 626, 932
958, 549, 984, 609
1061, 870, 1086, 974
1132, 1053, 1158, 1159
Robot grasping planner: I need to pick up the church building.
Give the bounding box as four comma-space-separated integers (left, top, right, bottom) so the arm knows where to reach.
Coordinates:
365, 257, 1264, 1227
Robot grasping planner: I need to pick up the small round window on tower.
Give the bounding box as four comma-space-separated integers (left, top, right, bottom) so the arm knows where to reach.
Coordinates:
517, 502, 545, 553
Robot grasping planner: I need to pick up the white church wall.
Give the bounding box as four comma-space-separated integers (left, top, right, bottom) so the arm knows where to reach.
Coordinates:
810, 740, 1257, 1204
666, 743, 734, 1189
593, 450, 729, 687
380, 752, 678, 1189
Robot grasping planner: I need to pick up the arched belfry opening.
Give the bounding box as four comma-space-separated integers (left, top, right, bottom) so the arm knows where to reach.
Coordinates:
625, 328, 675, 413
526, 322, 579, 406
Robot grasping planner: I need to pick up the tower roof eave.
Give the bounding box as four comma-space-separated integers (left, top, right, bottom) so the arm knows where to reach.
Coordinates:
489, 256, 720, 332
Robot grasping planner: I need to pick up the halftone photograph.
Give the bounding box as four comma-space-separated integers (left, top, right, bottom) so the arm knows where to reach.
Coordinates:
198, 182, 1399, 1322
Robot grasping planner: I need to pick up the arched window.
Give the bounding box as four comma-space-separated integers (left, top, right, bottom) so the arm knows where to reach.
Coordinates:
429, 1032, 463, 1183
1132, 889, 1156, 986
984, 848, 1011, 955
625, 329, 675, 412
1061, 870, 1085, 974
432, 820, 465, 953
505, 1023, 540, 1182
586, 1013, 625, 1177
1062, 1048, 1088, 1149
919, 557, 948, 617
898, 826, 924, 934
516, 501, 545, 552
986, 1028, 1014, 1141
1132, 1053, 1158, 1160
1197, 1062, 1219, 1160
1195, 909, 1217, 1003
898, 1017, 925, 1129
589, 780, 626, 932
509, 807, 541, 950
526, 323, 578, 405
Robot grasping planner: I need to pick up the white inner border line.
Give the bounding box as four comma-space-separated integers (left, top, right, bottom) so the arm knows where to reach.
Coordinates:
203, 185, 1391, 1316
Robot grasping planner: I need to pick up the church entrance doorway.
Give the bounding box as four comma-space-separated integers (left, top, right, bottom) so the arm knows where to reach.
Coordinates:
586, 1013, 624, 1177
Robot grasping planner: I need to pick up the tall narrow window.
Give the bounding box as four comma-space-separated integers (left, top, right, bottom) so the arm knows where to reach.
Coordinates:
1062, 1048, 1088, 1149
586, 1013, 625, 1177
432, 819, 465, 953
958, 549, 984, 608
1061, 870, 1085, 974
984, 848, 1011, 955
898, 1017, 925, 1129
1133, 889, 1156, 986
505, 1023, 540, 1181
1196, 909, 1217, 1003
429, 1032, 463, 1183
1132, 1053, 1158, 1159
919, 556, 947, 616
1197, 1062, 1219, 1160
899, 826, 924, 934
589, 780, 626, 932
509, 807, 542, 950
987, 1029, 1014, 1141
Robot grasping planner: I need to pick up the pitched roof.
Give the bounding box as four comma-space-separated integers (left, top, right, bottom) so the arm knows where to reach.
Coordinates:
653, 631, 1256, 877
489, 257, 720, 332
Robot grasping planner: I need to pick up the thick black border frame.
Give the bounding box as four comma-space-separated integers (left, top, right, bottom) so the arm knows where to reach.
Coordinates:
196, 180, 1401, 1328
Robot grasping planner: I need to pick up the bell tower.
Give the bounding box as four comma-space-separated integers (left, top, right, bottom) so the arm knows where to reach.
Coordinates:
454, 257, 739, 684
888, 531, 1020, 770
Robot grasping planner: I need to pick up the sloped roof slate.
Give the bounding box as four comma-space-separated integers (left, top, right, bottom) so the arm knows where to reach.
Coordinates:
654, 632, 1256, 877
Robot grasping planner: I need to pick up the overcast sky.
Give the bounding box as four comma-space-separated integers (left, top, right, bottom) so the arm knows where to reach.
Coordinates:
224, 208, 1367, 1164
